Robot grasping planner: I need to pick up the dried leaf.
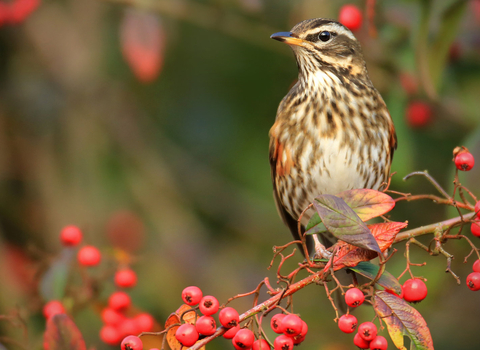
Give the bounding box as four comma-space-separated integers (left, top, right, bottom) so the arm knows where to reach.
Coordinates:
349, 262, 402, 294
374, 291, 434, 350
336, 189, 395, 221
313, 195, 381, 254
165, 305, 204, 350
43, 314, 86, 350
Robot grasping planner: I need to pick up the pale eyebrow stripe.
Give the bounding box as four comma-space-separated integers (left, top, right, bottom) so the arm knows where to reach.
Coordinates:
302, 23, 355, 41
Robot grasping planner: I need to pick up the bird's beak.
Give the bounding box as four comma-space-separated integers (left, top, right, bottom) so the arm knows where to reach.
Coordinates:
270, 32, 305, 47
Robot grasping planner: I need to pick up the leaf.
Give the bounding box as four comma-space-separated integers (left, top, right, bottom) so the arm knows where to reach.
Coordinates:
43, 314, 86, 350
40, 249, 74, 301
374, 291, 434, 350
305, 213, 327, 235
313, 195, 381, 254
336, 189, 395, 222
368, 222, 408, 250
349, 262, 402, 294
165, 305, 205, 350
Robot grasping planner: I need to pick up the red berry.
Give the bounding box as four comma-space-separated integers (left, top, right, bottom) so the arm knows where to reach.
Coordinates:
199, 295, 219, 316
281, 314, 302, 337
109, 291, 131, 311
474, 201, 480, 218
42, 300, 65, 319
134, 313, 154, 332
195, 315, 216, 336
455, 152, 475, 171
403, 279, 428, 303
273, 334, 294, 350
270, 314, 286, 334
292, 321, 308, 344
60, 225, 83, 246
466, 272, 480, 291
358, 322, 377, 342
369, 335, 388, 350
119, 318, 139, 337
77, 246, 101, 266
385, 286, 403, 299
354, 332, 371, 349
9, 0, 40, 24
100, 325, 122, 345
406, 101, 432, 128
223, 325, 240, 339
175, 324, 199, 347
181, 286, 203, 306
102, 308, 125, 326
253, 339, 271, 350
121, 335, 143, 350
338, 314, 357, 334
219, 307, 239, 328
115, 269, 137, 288
473, 260, 480, 273
232, 329, 255, 349
345, 287, 365, 307
339, 4, 363, 31
471, 222, 480, 237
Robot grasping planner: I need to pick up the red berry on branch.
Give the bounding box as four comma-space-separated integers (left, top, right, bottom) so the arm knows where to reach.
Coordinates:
199, 295, 219, 315
219, 307, 239, 328
232, 329, 255, 350
101, 308, 125, 326
338, 314, 357, 334
281, 314, 302, 337
270, 314, 286, 334
109, 291, 131, 311
339, 4, 363, 31
273, 334, 294, 350
175, 324, 199, 347
369, 335, 388, 350
115, 269, 137, 288
181, 286, 203, 306
223, 325, 240, 339
195, 315, 216, 336
253, 339, 271, 350
292, 320, 308, 345
454, 151, 475, 171
134, 313, 154, 332
354, 332, 371, 349
77, 246, 101, 266
471, 222, 480, 237
473, 260, 480, 273
466, 272, 480, 291
42, 300, 65, 319
121, 335, 143, 350
403, 279, 428, 303
345, 287, 365, 307
60, 225, 83, 246
474, 201, 480, 218
406, 101, 432, 128
358, 322, 377, 341
100, 325, 122, 345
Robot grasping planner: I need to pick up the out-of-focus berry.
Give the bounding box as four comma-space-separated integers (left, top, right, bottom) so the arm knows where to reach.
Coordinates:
77, 246, 101, 266
60, 225, 83, 246
339, 4, 363, 31
43, 300, 65, 319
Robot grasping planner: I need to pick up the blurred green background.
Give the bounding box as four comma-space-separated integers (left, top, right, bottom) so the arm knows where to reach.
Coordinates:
0, 0, 480, 349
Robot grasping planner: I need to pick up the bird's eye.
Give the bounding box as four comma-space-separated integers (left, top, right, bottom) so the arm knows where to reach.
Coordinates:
318, 31, 331, 42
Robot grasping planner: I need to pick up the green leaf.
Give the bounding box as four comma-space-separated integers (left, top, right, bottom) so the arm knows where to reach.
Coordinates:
43, 314, 86, 350
40, 249, 74, 301
374, 291, 434, 350
349, 262, 402, 294
313, 194, 381, 254
305, 213, 327, 235
336, 189, 395, 221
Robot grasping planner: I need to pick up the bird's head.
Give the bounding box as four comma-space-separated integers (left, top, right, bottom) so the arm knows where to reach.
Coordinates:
271, 18, 367, 80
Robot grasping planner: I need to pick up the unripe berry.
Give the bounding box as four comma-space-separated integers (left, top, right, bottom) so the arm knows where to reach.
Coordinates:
281, 314, 302, 337
100, 325, 122, 345
339, 4, 362, 31
454, 151, 475, 171
134, 313, 154, 332
101, 307, 125, 325
406, 101, 432, 128
181, 286, 203, 306
253, 339, 271, 350
121, 335, 143, 350
108, 291, 131, 311
199, 295, 219, 315
354, 332, 371, 349
345, 287, 365, 307
369, 335, 388, 350
232, 329, 255, 349
358, 322, 377, 342
115, 269, 137, 288
60, 225, 83, 246
338, 314, 357, 334
77, 246, 101, 266
175, 324, 199, 347
223, 325, 240, 339
195, 315, 216, 336
466, 272, 480, 291
403, 279, 428, 303
270, 314, 286, 334
43, 300, 65, 319
473, 259, 480, 273
471, 222, 480, 237
273, 334, 294, 350
219, 307, 239, 328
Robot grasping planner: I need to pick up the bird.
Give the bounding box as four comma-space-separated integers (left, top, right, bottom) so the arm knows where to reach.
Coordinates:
269, 18, 397, 258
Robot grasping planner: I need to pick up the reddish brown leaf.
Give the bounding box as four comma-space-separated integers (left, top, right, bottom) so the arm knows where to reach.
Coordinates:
368, 222, 408, 249
337, 189, 395, 221
43, 314, 86, 350
165, 305, 204, 350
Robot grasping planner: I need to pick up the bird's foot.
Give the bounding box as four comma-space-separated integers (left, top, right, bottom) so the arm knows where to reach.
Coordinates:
313, 235, 332, 260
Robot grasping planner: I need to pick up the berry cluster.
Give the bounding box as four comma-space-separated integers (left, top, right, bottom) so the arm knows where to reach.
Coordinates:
338, 315, 387, 350
467, 259, 480, 291
270, 313, 308, 349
